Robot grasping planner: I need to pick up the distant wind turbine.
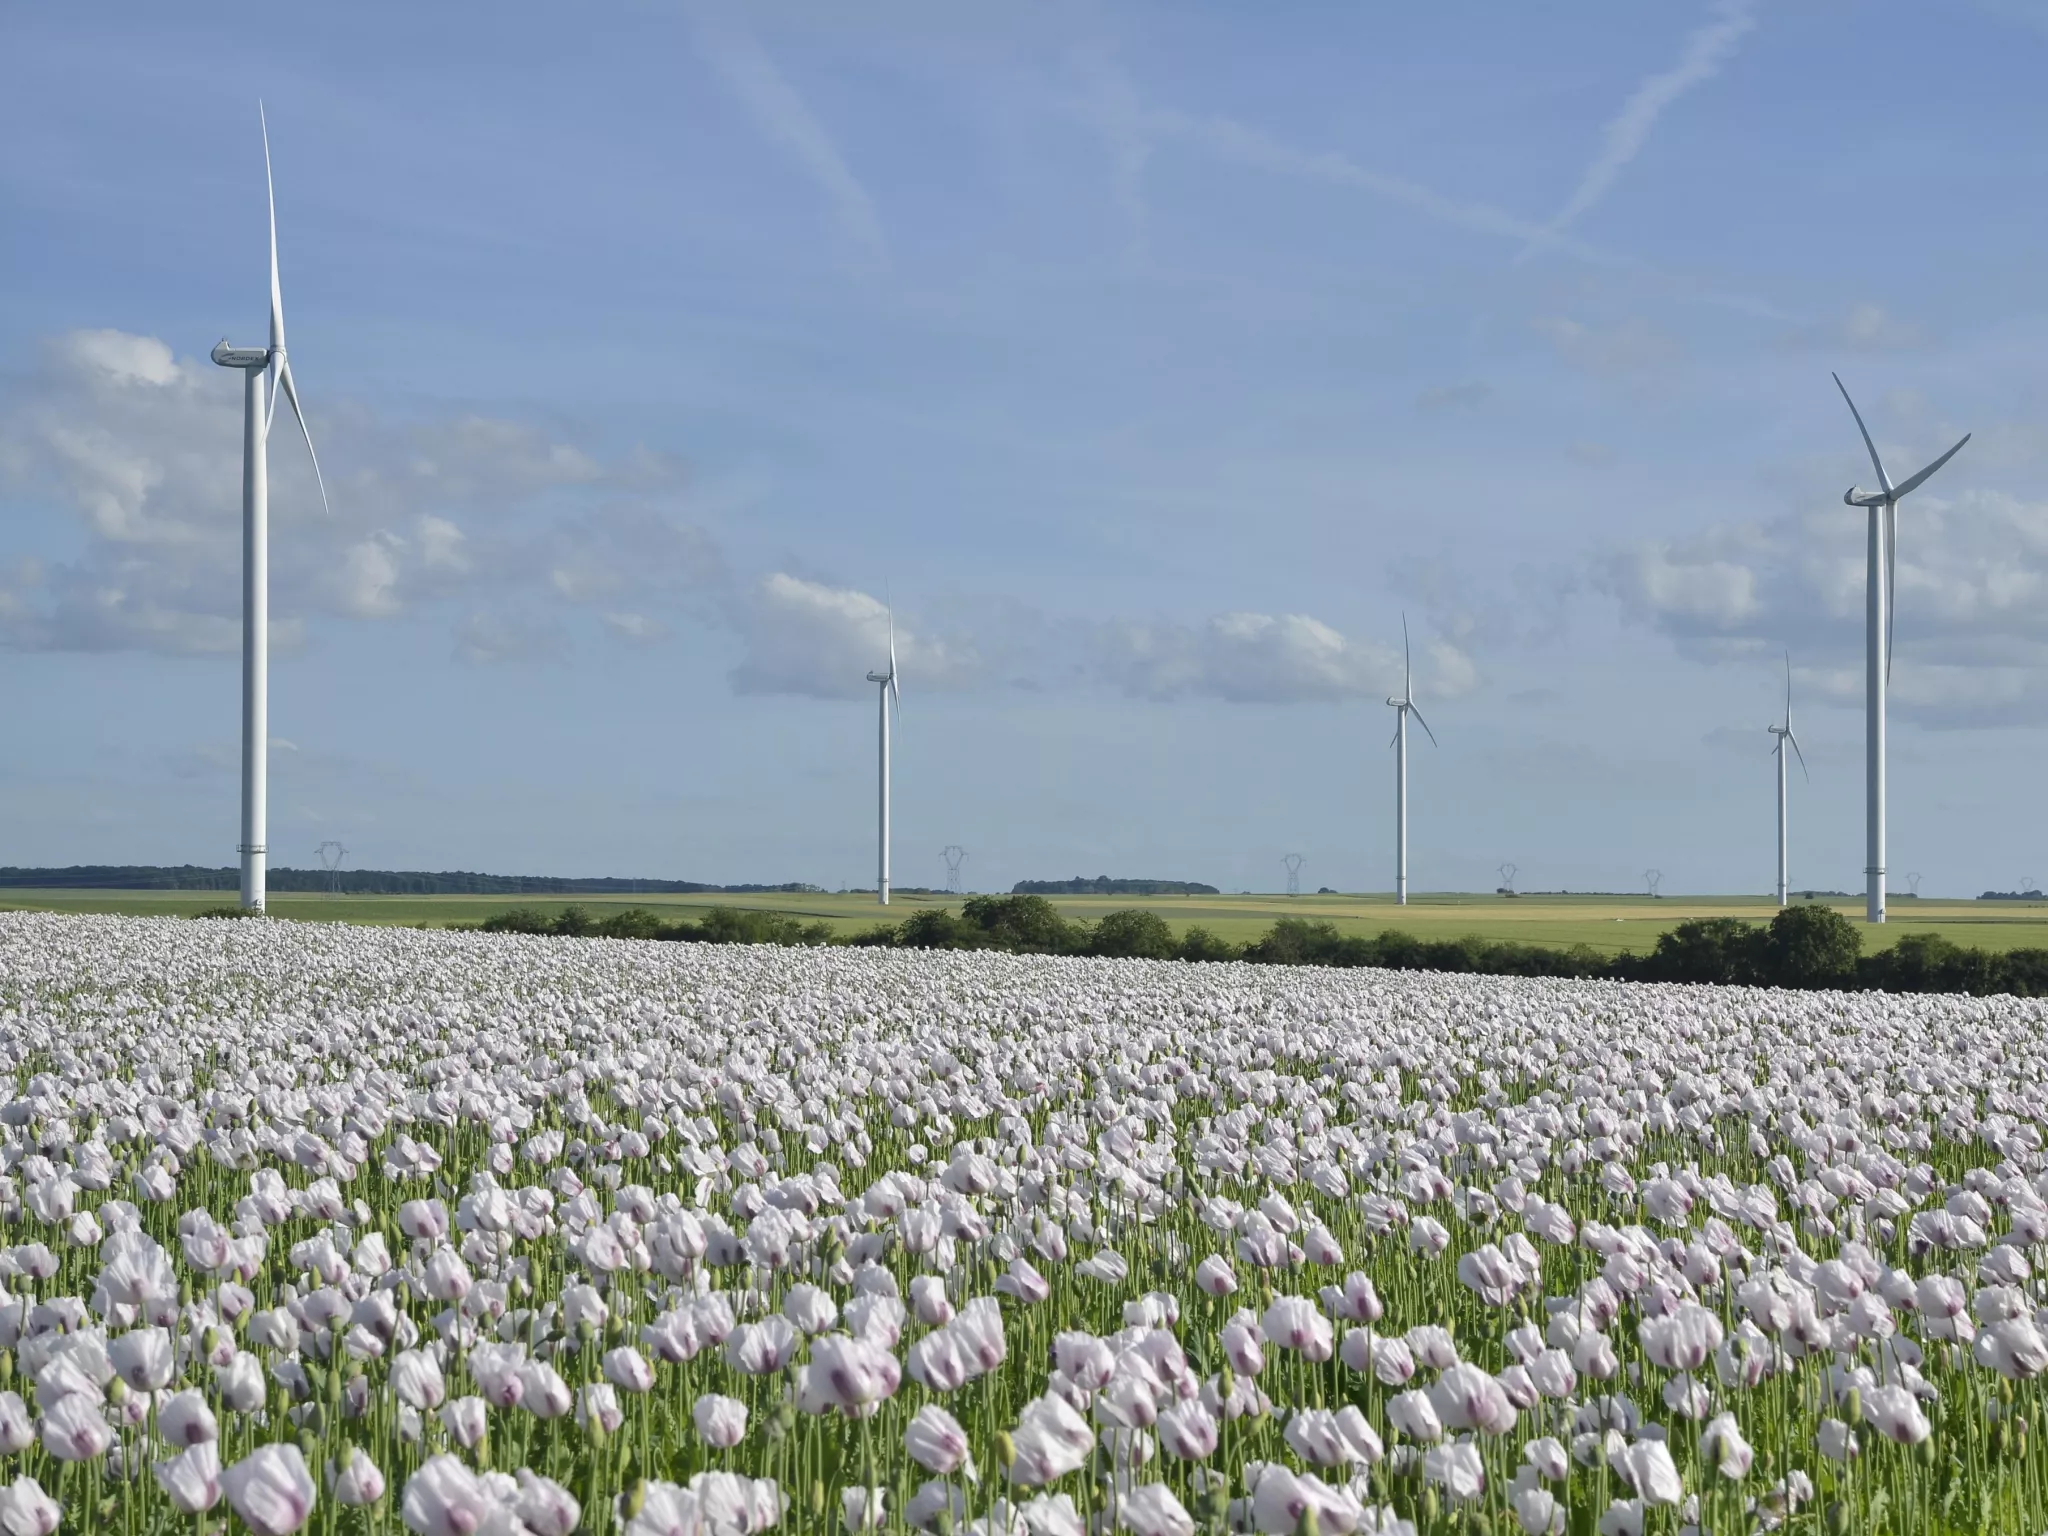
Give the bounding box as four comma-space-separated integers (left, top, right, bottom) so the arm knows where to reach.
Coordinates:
1386, 615, 1437, 907
1767, 653, 1807, 908
1834, 374, 1970, 924
211, 106, 331, 913
864, 608, 901, 905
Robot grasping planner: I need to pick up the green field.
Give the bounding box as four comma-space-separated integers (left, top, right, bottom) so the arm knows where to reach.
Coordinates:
6, 886, 2048, 956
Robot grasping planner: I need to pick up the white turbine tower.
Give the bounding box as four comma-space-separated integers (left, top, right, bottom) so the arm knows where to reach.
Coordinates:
1833, 375, 1969, 924
1767, 653, 1807, 908
212, 106, 331, 913
1385, 615, 1437, 906
864, 609, 901, 905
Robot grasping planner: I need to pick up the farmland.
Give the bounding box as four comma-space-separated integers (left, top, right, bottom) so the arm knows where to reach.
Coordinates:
5, 885, 2047, 956
0, 911, 2043, 1534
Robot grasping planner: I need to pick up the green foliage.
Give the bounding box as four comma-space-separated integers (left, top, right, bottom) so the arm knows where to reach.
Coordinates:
478, 907, 556, 934
1636, 916, 1765, 985
894, 909, 979, 951
595, 907, 667, 941
191, 906, 261, 920
469, 892, 2045, 998
1175, 926, 1239, 963
1086, 909, 1179, 960
688, 907, 832, 947
958, 894, 1081, 954
1761, 901, 1863, 988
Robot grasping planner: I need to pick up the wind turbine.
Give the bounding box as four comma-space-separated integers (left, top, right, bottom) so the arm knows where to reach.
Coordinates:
1385, 615, 1437, 906
211, 106, 331, 913
1767, 653, 1807, 908
864, 608, 901, 905
1833, 375, 1970, 924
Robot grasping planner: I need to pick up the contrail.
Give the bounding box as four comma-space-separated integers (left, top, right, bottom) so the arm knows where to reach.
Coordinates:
1529, 0, 1760, 252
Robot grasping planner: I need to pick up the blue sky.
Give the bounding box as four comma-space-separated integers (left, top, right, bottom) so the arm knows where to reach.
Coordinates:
3, 1, 2047, 897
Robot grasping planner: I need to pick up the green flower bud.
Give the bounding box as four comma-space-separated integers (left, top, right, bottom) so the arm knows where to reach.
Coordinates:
1293, 1507, 1319, 1536
995, 1430, 1016, 1471
621, 1481, 647, 1521
807, 1482, 825, 1519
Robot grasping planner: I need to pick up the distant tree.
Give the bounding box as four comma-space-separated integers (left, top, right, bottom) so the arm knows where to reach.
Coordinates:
596, 908, 667, 941
1860, 932, 2001, 995
1242, 918, 1345, 966
480, 907, 555, 935
1087, 910, 1178, 961
1759, 903, 1861, 989
693, 907, 831, 947
840, 924, 902, 949
1176, 926, 1239, 963
897, 909, 977, 950
552, 905, 596, 938
1639, 917, 1764, 985
960, 895, 1078, 953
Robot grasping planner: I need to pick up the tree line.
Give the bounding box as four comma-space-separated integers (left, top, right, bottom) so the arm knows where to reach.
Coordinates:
454, 896, 2048, 997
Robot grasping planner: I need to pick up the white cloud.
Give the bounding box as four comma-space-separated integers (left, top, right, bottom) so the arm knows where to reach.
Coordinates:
604, 611, 667, 644
729, 573, 974, 698
1533, 0, 1760, 246
1092, 611, 1399, 703
455, 611, 566, 665
693, 19, 886, 262
0, 330, 695, 655
1606, 488, 2048, 725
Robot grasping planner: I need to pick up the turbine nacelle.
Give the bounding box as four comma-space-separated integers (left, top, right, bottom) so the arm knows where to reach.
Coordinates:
1843, 487, 1889, 508
211, 341, 270, 370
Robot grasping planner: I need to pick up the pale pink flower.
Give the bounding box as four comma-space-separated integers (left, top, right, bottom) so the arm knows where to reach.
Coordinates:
155, 1443, 223, 1513
224, 1444, 318, 1536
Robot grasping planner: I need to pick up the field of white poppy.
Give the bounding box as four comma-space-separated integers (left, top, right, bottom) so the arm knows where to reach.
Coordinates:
0, 909, 2044, 1536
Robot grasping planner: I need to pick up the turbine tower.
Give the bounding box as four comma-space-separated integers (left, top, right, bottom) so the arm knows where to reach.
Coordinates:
864, 609, 901, 905
211, 107, 331, 913
1766, 654, 1807, 908
1834, 375, 1970, 924
1385, 615, 1437, 906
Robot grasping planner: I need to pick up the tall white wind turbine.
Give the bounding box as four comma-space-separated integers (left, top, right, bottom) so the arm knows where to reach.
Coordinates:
1833, 375, 1968, 924
1385, 615, 1437, 907
1767, 653, 1807, 908
864, 609, 901, 905
211, 106, 331, 913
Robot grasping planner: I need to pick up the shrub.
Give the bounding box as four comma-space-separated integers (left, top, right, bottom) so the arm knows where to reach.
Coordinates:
192, 906, 261, 920
1176, 926, 1239, 963
1759, 903, 1861, 989
693, 907, 831, 947
896, 909, 978, 951
1242, 918, 1346, 966
1087, 910, 1179, 961
596, 908, 668, 941
552, 905, 596, 938
1639, 916, 1764, 985
480, 907, 556, 935
959, 895, 1080, 954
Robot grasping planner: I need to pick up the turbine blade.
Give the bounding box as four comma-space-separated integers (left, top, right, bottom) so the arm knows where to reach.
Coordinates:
278, 359, 332, 517
1832, 373, 1892, 495
1788, 730, 1809, 780
1784, 650, 1792, 727
264, 104, 284, 353
887, 604, 899, 695
1410, 704, 1439, 747
1402, 612, 1412, 699
1886, 433, 1971, 500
